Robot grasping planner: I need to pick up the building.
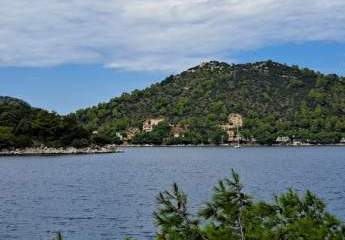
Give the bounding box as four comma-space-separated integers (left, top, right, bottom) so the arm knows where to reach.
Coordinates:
292, 139, 303, 146
142, 118, 165, 132
228, 113, 243, 128
220, 113, 243, 142
115, 132, 123, 141
171, 124, 187, 138
276, 136, 291, 143
125, 128, 140, 141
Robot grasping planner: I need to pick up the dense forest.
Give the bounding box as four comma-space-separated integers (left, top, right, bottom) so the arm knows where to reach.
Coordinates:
76, 60, 345, 145
0, 96, 111, 150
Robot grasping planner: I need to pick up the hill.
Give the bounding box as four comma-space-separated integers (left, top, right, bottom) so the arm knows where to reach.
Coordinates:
75, 60, 345, 145
0, 96, 93, 150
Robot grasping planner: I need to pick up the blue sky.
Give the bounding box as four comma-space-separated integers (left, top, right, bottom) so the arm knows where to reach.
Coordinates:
1, 1, 345, 113
1, 42, 345, 114
0, 65, 165, 114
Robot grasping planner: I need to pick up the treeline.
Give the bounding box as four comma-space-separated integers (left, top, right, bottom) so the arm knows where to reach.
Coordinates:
76, 60, 345, 145
0, 97, 118, 150
130, 121, 226, 145
51, 170, 345, 239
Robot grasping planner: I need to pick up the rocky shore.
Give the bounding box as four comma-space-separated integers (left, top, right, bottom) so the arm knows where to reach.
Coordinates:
1, 143, 344, 156
0, 145, 120, 156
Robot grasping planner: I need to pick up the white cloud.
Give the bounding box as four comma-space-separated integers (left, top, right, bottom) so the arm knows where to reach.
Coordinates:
0, 0, 344, 71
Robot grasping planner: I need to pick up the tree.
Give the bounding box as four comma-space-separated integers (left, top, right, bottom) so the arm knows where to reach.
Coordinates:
200, 169, 251, 240
0, 126, 16, 149
45, 170, 345, 240
154, 183, 203, 240
132, 122, 171, 145
152, 170, 345, 240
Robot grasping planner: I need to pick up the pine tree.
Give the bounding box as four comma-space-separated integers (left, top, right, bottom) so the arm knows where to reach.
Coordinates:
154, 183, 203, 240
200, 169, 251, 240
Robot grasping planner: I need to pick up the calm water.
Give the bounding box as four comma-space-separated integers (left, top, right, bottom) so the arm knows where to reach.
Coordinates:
0, 147, 345, 240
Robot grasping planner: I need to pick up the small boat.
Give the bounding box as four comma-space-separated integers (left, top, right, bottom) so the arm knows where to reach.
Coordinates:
234, 125, 241, 148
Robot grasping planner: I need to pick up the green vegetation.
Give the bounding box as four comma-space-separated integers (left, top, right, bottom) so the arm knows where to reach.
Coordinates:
76, 61, 345, 145
132, 121, 172, 145
152, 170, 345, 239
0, 96, 94, 150
2, 60, 345, 148
51, 170, 345, 239
130, 120, 226, 145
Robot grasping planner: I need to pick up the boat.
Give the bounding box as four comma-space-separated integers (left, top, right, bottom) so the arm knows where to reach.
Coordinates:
234, 125, 241, 148
115, 149, 125, 153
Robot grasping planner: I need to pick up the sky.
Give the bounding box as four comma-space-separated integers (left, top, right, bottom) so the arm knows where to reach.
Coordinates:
1, 0, 345, 114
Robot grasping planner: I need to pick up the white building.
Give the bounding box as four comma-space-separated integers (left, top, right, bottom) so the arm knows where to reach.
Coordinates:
276, 136, 291, 143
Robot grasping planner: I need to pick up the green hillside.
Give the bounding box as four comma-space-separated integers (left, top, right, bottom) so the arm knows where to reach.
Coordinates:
1, 60, 344, 148
76, 60, 345, 145
0, 96, 92, 150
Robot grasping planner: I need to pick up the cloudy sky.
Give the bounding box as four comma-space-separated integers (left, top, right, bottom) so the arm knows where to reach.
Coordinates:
1, 0, 345, 113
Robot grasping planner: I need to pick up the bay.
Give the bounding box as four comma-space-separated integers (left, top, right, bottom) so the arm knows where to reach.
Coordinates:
0, 146, 344, 240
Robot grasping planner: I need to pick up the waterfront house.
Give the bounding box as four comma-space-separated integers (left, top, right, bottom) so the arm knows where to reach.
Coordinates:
220, 113, 243, 142
276, 136, 291, 143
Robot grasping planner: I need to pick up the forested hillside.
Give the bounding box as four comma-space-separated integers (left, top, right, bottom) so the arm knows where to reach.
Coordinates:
76, 60, 345, 144
1, 60, 345, 148
0, 97, 92, 150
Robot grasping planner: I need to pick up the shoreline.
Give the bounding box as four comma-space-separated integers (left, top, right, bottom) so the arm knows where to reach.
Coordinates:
1, 143, 344, 156
0, 145, 121, 157
120, 143, 345, 148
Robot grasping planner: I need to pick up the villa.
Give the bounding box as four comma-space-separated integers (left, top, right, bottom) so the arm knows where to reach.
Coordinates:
143, 118, 165, 132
